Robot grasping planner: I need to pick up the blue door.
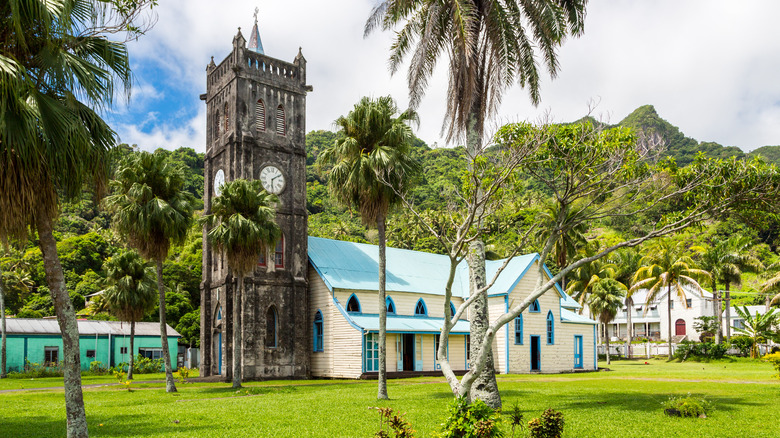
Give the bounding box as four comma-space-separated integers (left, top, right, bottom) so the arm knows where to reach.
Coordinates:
396, 335, 404, 371
414, 335, 423, 371
574, 335, 583, 369
217, 332, 222, 374
530, 335, 541, 371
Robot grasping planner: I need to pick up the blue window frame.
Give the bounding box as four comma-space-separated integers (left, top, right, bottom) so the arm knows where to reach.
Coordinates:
546, 310, 554, 345
346, 294, 361, 313
414, 299, 427, 316
386, 296, 396, 314
514, 314, 523, 345
313, 310, 324, 352
530, 299, 540, 313
365, 333, 379, 372
449, 302, 456, 318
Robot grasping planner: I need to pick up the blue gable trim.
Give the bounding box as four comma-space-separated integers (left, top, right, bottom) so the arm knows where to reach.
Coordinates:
308, 256, 334, 292
332, 296, 363, 332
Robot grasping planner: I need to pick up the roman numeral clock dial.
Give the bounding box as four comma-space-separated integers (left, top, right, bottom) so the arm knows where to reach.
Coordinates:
260, 165, 285, 194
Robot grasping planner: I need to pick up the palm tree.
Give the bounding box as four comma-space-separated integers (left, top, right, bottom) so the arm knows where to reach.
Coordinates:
715, 235, 763, 341
0, 0, 132, 434
317, 96, 419, 400
0, 263, 6, 379
732, 306, 779, 358
366, 0, 587, 408
104, 151, 195, 393
535, 202, 588, 290
566, 242, 616, 310
103, 249, 157, 380
632, 239, 711, 359
588, 278, 626, 365
611, 248, 642, 356
201, 179, 280, 389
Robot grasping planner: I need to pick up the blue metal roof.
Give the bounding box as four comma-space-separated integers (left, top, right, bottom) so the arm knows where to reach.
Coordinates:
308, 236, 580, 308
348, 314, 471, 334
560, 308, 597, 325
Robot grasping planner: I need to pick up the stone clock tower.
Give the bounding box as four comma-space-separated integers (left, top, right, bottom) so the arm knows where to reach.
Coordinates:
199, 17, 311, 379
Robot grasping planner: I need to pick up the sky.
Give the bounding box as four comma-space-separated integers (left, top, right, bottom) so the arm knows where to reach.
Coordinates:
107, 1, 780, 153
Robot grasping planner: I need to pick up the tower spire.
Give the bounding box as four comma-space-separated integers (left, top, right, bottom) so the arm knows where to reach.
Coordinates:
248, 7, 264, 55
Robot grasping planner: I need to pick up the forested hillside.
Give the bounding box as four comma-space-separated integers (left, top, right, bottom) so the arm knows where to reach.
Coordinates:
3, 108, 779, 349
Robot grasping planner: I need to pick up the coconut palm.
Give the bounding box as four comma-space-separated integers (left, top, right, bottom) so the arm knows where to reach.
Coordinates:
366, 1, 587, 408
588, 278, 626, 365
714, 235, 762, 340
317, 96, 419, 400
103, 249, 157, 380
732, 306, 779, 358
611, 247, 642, 355
104, 151, 195, 393
632, 239, 711, 359
0, 0, 132, 433
566, 242, 616, 310
200, 179, 280, 389
0, 263, 5, 379
535, 202, 588, 290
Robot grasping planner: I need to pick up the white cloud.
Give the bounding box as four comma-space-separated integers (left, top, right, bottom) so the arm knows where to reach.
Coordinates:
115, 106, 206, 152
118, 0, 780, 152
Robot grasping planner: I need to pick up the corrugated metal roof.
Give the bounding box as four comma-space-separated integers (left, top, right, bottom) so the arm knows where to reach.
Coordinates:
5, 319, 180, 337
561, 308, 597, 325
349, 314, 471, 334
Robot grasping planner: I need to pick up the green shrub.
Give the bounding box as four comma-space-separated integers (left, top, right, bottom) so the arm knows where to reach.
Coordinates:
527, 408, 564, 438
729, 336, 752, 357
132, 355, 164, 374
438, 397, 503, 438
88, 361, 109, 375
674, 341, 728, 361
662, 394, 712, 418
762, 352, 780, 379
173, 366, 191, 383
8, 360, 64, 378
373, 407, 415, 438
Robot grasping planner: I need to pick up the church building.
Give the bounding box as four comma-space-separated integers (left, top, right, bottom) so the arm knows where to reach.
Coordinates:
199, 19, 596, 380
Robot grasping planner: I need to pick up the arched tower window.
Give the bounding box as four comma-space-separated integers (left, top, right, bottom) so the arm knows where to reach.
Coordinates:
266, 306, 278, 348
313, 310, 323, 352
414, 299, 427, 316
214, 110, 220, 137
274, 234, 284, 268
530, 299, 540, 313
546, 310, 555, 345
346, 294, 361, 313
276, 104, 286, 136
256, 99, 266, 132
223, 103, 229, 132
386, 297, 395, 314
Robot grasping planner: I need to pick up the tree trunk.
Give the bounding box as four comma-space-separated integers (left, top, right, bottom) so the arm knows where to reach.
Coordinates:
155, 259, 177, 393
625, 296, 633, 359
232, 275, 243, 389
127, 320, 135, 380
468, 241, 501, 409
605, 327, 611, 365
37, 215, 88, 437
724, 283, 732, 341
1, 263, 6, 378
377, 215, 388, 400
714, 283, 723, 344
667, 283, 673, 359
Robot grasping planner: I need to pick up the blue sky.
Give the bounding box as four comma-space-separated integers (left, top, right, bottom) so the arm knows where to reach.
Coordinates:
108, 0, 780, 153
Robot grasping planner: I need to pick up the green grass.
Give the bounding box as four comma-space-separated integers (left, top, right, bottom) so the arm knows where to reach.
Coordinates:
0, 359, 778, 437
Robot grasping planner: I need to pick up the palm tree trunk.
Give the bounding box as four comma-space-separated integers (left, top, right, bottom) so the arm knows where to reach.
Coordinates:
128, 320, 135, 380
37, 215, 88, 437
1, 264, 6, 378
625, 296, 633, 359
724, 283, 732, 341
232, 275, 243, 389
667, 283, 673, 359
605, 327, 611, 365
714, 283, 723, 344
155, 259, 177, 393
377, 215, 388, 400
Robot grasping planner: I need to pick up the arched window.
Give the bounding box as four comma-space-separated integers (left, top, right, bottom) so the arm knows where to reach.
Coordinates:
386, 296, 396, 314
256, 99, 266, 132
546, 310, 554, 345
266, 306, 278, 348
215, 306, 223, 326
449, 302, 456, 318
530, 299, 540, 313
274, 234, 284, 268
346, 294, 361, 313
514, 314, 523, 345
214, 110, 220, 137
414, 299, 427, 316
313, 310, 323, 352
276, 104, 286, 136
675, 319, 686, 336
223, 103, 229, 132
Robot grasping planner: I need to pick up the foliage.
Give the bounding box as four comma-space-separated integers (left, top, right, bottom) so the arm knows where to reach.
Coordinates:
176, 309, 201, 347
438, 397, 503, 438
729, 336, 753, 357
673, 341, 729, 361
373, 407, 415, 438
89, 361, 109, 375
7, 360, 65, 378
505, 404, 524, 438
103, 249, 157, 323
732, 306, 780, 358
527, 409, 565, 438
662, 394, 712, 418
693, 316, 719, 342
131, 355, 164, 374
762, 352, 780, 379
173, 366, 191, 384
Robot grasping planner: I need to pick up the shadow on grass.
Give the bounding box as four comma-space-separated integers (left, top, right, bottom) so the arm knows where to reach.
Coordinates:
561, 391, 760, 413
0, 414, 211, 438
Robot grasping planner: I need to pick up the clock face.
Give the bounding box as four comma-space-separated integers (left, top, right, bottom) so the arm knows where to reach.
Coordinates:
214, 169, 225, 197
260, 165, 285, 194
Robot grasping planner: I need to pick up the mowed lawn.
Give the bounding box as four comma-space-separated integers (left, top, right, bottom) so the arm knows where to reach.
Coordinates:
0, 358, 778, 437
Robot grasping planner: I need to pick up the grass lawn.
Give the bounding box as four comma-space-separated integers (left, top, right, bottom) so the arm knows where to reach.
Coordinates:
0, 358, 777, 437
